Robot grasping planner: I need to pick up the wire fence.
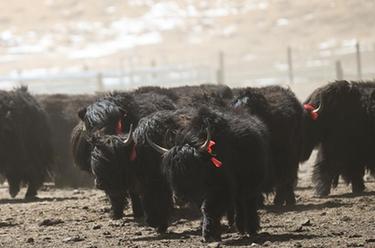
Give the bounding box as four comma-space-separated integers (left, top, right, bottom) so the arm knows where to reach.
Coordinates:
0, 41, 374, 100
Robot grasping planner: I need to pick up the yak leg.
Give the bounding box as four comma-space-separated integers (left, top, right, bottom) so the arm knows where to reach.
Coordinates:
7, 175, 21, 198
284, 182, 296, 206
234, 195, 245, 234
244, 195, 260, 235
129, 191, 144, 219
142, 180, 173, 233
225, 204, 235, 229
107, 191, 128, 220
201, 197, 224, 242
274, 152, 298, 206
25, 173, 44, 199
312, 150, 337, 197
349, 165, 365, 194
273, 185, 286, 206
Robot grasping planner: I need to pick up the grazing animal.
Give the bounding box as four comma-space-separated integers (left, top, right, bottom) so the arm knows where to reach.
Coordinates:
0, 87, 53, 199
302, 81, 375, 196
146, 107, 270, 241
232, 86, 303, 206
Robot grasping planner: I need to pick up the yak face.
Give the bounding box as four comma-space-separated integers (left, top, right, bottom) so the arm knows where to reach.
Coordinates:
161, 143, 217, 204
90, 134, 133, 191
90, 134, 135, 219
300, 108, 321, 162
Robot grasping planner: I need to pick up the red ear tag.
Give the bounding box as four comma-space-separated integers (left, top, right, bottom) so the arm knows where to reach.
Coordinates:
207, 140, 216, 154
206, 140, 222, 168
129, 145, 137, 161
303, 104, 319, 121
310, 111, 319, 121
211, 157, 222, 168
303, 104, 315, 111
115, 119, 123, 134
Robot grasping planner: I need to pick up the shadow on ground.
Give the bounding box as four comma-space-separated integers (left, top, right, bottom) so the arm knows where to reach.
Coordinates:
0, 196, 80, 204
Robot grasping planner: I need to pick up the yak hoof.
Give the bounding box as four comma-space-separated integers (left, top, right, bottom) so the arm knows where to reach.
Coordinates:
285, 197, 296, 206
203, 236, 221, 243
110, 212, 124, 220
352, 185, 365, 194
156, 225, 168, 234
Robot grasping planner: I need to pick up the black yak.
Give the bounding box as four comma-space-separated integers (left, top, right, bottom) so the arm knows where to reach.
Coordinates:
146, 107, 270, 241
89, 131, 144, 220
232, 86, 303, 206
71, 90, 176, 230
36, 94, 97, 187
0, 87, 53, 199
301, 80, 375, 196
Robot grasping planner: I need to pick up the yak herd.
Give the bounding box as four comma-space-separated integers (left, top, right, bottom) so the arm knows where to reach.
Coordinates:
0, 80, 375, 242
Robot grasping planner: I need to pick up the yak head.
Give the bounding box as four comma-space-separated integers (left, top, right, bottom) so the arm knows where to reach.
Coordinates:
300, 97, 323, 162
90, 125, 136, 219
147, 128, 221, 204
78, 95, 137, 136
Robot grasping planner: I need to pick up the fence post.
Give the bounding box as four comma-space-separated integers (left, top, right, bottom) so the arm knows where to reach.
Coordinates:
335, 60, 344, 80
356, 42, 362, 80
151, 59, 156, 81
96, 73, 104, 92
216, 51, 224, 84
287, 46, 294, 84
119, 57, 125, 86
17, 69, 23, 86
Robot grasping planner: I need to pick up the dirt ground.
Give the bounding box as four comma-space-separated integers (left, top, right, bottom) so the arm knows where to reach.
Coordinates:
0, 160, 374, 248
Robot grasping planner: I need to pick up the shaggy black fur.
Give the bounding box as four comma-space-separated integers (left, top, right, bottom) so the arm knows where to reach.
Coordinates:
71, 91, 176, 227
232, 86, 303, 206
0, 87, 53, 199
90, 133, 143, 220
36, 93, 96, 187
302, 80, 375, 196
156, 107, 269, 241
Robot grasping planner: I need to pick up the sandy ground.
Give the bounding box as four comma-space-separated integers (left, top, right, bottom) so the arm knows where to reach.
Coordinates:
0, 159, 374, 248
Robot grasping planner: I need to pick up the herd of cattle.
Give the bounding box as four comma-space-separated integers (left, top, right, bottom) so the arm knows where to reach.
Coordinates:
0, 81, 374, 242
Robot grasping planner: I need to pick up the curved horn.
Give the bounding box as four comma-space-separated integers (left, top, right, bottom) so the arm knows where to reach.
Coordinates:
199, 128, 211, 151
312, 96, 323, 113
122, 124, 133, 145
146, 132, 169, 154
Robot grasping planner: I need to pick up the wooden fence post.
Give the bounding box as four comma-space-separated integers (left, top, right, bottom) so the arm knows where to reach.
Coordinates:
335, 60, 344, 80
287, 46, 294, 84
216, 51, 224, 84
96, 73, 104, 92
356, 42, 362, 80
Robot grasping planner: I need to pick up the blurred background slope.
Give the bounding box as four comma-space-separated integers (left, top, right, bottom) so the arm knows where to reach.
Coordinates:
0, 0, 374, 98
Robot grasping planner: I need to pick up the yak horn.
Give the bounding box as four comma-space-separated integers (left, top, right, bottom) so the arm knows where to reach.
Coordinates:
146, 132, 169, 154
199, 128, 211, 151
122, 124, 133, 145
312, 97, 323, 113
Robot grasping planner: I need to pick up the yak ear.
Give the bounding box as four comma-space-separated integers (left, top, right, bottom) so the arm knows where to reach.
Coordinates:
78, 107, 87, 120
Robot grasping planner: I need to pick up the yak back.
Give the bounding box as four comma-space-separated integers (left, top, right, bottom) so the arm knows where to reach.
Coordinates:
163, 106, 269, 197
233, 86, 303, 153
172, 84, 233, 110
